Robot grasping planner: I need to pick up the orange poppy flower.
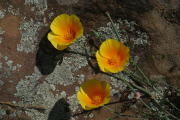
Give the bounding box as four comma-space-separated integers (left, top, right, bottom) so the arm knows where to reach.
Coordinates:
77, 79, 110, 110
48, 14, 83, 50
96, 39, 130, 73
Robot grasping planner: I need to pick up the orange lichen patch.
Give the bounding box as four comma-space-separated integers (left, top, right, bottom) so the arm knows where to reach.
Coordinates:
48, 14, 83, 50
77, 79, 110, 110
96, 39, 130, 73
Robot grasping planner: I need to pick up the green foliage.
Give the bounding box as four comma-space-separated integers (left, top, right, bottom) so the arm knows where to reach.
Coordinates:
161, 54, 167, 59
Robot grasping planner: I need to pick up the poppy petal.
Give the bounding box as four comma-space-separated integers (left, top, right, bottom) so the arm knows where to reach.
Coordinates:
100, 39, 121, 59
70, 15, 83, 39
96, 51, 110, 72
77, 79, 111, 110
48, 32, 69, 50
100, 81, 110, 96
96, 39, 130, 73
80, 79, 102, 99
50, 14, 71, 36
48, 14, 83, 50
77, 90, 92, 109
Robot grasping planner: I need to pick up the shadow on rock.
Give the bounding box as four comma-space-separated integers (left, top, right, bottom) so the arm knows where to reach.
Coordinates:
48, 98, 72, 120
36, 30, 65, 75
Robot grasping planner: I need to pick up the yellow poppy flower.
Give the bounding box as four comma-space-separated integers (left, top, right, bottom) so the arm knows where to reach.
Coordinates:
48, 14, 83, 50
96, 39, 130, 73
77, 79, 110, 110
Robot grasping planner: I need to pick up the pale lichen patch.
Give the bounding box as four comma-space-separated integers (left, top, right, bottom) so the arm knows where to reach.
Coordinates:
46, 35, 90, 86
0, 9, 6, 19
45, 60, 75, 86
0, 106, 5, 119
48, 12, 54, 20
68, 35, 91, 72
110, 88, 119, 97
6, 60, 13, 69
14, 66, 67, 119
89, 113, 94, 118
8, 5, 19, 16
110, 72, 132, 92
74, 86, 80, 93
128, 92, 135, 100
0, 27, 5, 43
0, 79, 4, 88
56, 0, 79, 5
24, 0, 48, 15
76, 74, 85, 84
67, 94, 80, 113
17, 19, 44, 53
97, 19, 150, 45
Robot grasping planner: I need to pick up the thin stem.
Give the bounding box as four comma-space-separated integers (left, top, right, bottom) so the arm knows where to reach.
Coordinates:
137, 109, 161, 119
124, 68, 142, 80
103, 106, 121, 115
134, 85, 178, 119
130, 57, 152, 86
132, 84, 152, 97
137, 66, 152, 86
74, 41, 96, 54
138, 98, 153, 111
138, 98, 168, 119
153, 87, 180, 113
139, 98, 171, 119
111, 114, 143, 119
119, 76, 138, 97
0, 101, 47, 111
106, 12, 121, 42
104, 106, 142, 119
92, 30, 102, 43
124, 68, 149, 85
152, 99, 178, 120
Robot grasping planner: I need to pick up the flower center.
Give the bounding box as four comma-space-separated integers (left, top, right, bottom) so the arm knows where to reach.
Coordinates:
92, 95, 103, 105
107, 58, 117, 66
64, 30, 75, 41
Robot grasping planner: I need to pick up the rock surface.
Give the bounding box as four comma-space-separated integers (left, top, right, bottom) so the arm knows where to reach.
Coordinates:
0, 0, 179, 120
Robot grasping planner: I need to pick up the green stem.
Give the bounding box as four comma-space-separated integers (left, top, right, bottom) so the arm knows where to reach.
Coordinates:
138, 98, 153, 111
124, 68, 149, 85
106, 12, 121, 42
124, 68, 142, 80
153, 87, 180, 113
103, 106, 121, 115
111, 114, 143, 119
134, 85, 178, 119
130, 57, 152, 86
137, 66, 152, 86
138, 98, 167, 119
132, 84, 152, 97
119, 76, 138, 97
92, 30, 102, 43
74, 41, 96, 54
153, 99, 178, 120
104, 106, 142, 119
137, 109, 161, 119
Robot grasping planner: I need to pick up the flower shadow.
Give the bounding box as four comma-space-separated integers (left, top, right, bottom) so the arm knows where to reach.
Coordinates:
36, 30, 65, 75
48, 98, 72, 120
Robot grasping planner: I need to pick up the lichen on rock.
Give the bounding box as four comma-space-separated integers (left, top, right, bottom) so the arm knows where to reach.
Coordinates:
0, 10, 6, 19
24, 0, 48, 15
0, 27, 5, 43
67, 94, 80, 113
14, 66, 67, 119
17, 19, 44, 53
97, 19, 150, 45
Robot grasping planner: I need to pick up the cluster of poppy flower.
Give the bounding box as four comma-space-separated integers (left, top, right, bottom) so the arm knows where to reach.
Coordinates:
48, 14, 130, 110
